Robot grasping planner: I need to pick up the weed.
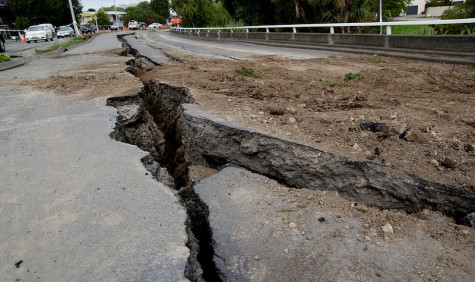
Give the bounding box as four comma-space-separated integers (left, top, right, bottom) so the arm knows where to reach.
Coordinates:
0, 53, 11, 63
456, 97, 466, 103
234, 66, 261, 79
329, 81, 337, 87
376, 58, 384, 64
276, 208, 294, 213
344, 72, 360, 81
404, 86, 414, 92
35, 34, 94, 54
35, 44, 60, 54
459, 116, 466, 122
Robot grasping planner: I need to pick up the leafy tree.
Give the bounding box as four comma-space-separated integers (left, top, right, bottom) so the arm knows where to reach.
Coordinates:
151, 0, 170, 18
88, 9, 111, 26
437, 0, 475, 33
120, 2, 164, 24
172, 0, 234, 27
2, 0, 83, 28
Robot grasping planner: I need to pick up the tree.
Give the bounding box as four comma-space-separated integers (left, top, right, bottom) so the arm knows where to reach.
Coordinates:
151, 0, 170, 18
172, 0, 234, 27
88, 9, 111, 26
3, 0, 83, 28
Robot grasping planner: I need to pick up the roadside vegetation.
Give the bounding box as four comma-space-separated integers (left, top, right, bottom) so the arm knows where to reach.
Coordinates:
35, 34, 94, 54
0, 53, 11, 63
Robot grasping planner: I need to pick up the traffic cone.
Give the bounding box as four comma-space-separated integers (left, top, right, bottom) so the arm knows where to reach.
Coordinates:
20, 33, 26, 44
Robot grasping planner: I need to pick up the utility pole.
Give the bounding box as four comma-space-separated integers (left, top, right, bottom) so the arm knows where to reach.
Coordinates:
114, 0, 118, 26
68, 0, 80, 36
379, 0, 383, 34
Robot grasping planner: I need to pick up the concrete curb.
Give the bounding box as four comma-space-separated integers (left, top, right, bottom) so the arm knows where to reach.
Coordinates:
0, 56, 31, 71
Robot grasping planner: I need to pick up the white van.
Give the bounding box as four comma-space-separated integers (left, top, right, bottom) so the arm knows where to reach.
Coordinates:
39, 23, 56, 36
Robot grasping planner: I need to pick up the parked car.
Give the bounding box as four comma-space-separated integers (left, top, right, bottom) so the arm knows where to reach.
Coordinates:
39, 23, 56, 36
0, 33, 5, 53
57, 26, 75, 38
128, 20, 139, 30
110, 22, 124, 31
25, 25, 53, 43
138, 22, 147, 29
147, 23, 162, 29
80, 24, 96, 34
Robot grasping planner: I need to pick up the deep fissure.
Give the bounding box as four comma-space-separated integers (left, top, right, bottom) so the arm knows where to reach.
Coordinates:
106, 87, 223, 281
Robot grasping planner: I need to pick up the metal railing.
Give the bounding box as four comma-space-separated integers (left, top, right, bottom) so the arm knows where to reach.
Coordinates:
172, 18, 475, 35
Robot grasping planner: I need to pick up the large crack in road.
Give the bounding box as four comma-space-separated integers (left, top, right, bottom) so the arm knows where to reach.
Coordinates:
107, 33, 475, 280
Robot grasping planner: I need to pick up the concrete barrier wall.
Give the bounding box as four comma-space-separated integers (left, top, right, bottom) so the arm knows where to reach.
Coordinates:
172, 30, 475, 52
294, 33, 329, 43
389, 35, 475, 52
333, 34, 386, 47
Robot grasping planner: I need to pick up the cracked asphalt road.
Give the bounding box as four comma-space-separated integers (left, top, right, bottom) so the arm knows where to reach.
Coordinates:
0, 33, 189, 281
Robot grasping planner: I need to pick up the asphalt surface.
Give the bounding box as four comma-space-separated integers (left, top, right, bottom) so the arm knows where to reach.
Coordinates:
142, 30, 343, 60
0, 33, 189, 281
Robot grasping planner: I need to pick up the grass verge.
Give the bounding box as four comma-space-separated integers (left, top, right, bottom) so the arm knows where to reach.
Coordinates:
0, 53, 11, 63
35, 34, 94, 54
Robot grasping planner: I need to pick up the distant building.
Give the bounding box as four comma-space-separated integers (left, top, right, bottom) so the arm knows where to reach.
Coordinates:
80, 11, 127, 25
406, 0, 466, 15
105, 11, 127, 24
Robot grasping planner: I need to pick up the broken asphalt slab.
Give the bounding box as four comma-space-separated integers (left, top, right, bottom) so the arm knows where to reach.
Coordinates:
194, 166, 475, 281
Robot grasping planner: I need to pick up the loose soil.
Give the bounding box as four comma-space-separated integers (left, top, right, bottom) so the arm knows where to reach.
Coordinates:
139, 53, 475, 190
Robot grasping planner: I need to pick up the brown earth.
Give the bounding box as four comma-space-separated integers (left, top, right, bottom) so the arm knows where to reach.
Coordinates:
139, 53, 474, 190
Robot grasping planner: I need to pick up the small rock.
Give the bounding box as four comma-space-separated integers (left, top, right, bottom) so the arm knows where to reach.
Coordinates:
360, 122, 388, 132
364, 236, 371, 241
440, 158, 456, 169
287, 107, 297, 114
301, 231, 306, 235
289, 117, 297, 123
464, 144, 474, 152
254, 255, 261, 261
374, 147, 381, 156
318, 217, 326, 222
365, 151, 376, 160
359, 115, 365, 120
268, 107, 285, 116
402, 128, 428, 143
461, 230, 469, 235
464, 213, 475, 227
430, 159, 440, 167
305, 235, 313, 240
289, 222, 297, 229
352, 143, 362, 151
390, 112, 397, 119
382, 223, 393, 234
297, 103, 307, 108
284, 249, 289, 254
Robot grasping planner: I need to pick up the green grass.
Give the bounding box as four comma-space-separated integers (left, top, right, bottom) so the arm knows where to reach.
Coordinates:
35, 34, 94, 54
390, 25, 431, 35
234, 66, 261, 79
344, 72, 360, 81
0, 53, 11, 63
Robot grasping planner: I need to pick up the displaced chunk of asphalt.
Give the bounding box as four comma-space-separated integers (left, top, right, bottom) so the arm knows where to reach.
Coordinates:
194, 167, 474, 281
122, 34, 168, 65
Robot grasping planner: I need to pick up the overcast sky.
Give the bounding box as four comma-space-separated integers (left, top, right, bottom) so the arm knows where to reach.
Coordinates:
80, 0, 149, 11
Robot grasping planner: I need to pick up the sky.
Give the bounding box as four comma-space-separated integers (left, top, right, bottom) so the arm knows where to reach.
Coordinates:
80, 0, 149, 11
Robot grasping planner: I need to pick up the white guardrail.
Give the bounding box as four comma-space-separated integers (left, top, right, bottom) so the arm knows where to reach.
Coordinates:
172, 18, 475, 35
